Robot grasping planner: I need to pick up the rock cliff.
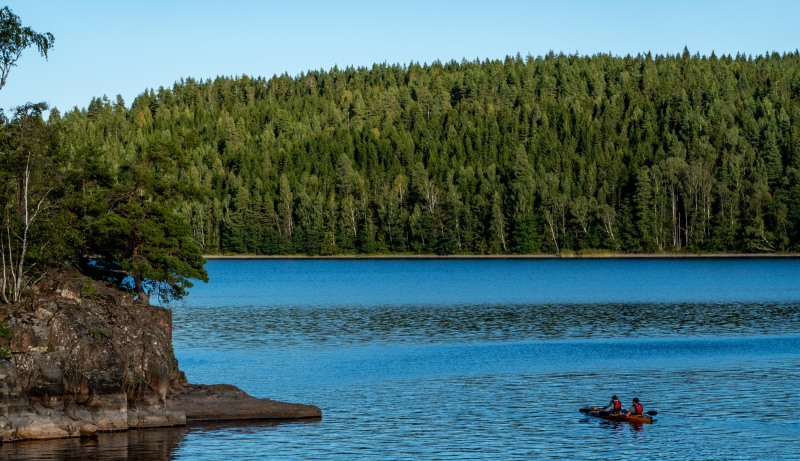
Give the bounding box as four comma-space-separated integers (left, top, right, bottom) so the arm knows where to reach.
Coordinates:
0, 269, 320, 442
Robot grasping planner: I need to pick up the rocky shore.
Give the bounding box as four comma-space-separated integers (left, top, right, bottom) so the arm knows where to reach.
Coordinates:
0, 269, 320, 443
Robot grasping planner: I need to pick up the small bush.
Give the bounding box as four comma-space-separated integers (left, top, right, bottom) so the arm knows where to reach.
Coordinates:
88, 327, 110, 340
0, 321, 11, 361
82, 277, 101, 300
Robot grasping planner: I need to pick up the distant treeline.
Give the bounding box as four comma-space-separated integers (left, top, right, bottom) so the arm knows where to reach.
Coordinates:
56, 50, 800, 255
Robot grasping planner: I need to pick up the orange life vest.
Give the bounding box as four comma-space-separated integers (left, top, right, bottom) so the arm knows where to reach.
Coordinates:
633, 402, 643, 415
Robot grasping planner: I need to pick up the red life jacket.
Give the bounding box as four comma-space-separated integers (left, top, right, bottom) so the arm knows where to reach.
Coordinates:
612, 400, 621, 411
633, 402, 643, 415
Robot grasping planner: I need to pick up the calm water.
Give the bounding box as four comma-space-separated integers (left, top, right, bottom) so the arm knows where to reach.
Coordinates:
3, 258, 800, 460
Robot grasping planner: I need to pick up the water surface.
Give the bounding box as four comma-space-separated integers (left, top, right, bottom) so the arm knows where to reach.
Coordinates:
3, 258, 799, 460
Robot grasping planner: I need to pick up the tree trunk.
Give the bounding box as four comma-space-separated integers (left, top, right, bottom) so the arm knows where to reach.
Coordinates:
134, 275, 149, 305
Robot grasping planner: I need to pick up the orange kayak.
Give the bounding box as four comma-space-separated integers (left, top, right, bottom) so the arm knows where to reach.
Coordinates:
579, 406, 654, 424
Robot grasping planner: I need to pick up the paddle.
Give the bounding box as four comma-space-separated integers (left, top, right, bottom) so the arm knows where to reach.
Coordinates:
579, 406, 657, 416
615, 410, 657, 416
621, 410, 658, 416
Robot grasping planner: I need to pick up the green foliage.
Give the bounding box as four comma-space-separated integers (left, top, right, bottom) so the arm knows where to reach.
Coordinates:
57, 51, 794, 256
0, 6, 55, 91
88, 327, 110, 340
0, 320, 10, 360
77, 142, 208, 304
9, 50, 800, 281
0, 8, 208, 306
0, 103, 76, 303
81, 277, 100, 300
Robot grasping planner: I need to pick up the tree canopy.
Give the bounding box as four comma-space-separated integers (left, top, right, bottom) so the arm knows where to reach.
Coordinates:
3, 4, 800, 300
0, 7, 205, 305
0, 6, 54, 92
52, 51, 800, 256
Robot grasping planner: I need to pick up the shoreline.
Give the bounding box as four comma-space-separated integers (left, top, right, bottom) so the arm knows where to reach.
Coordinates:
0, 270, 320, 443
204, 253, 800, 260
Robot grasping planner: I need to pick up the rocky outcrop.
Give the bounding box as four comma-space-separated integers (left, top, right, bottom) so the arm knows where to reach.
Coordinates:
0, 269, 320, 443
172, 384, 321, 421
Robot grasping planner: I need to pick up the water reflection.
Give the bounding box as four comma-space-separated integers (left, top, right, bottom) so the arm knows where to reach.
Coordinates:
0, 428, 186, 461
0, 420, 317, 461
597, 420, 647, 432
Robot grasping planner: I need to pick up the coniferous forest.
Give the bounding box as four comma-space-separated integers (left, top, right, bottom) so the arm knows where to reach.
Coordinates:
66, 50, 800, 256
7, 49, 800, 284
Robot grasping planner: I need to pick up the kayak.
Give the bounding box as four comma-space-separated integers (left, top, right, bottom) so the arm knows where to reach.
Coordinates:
579, 406, 654, 424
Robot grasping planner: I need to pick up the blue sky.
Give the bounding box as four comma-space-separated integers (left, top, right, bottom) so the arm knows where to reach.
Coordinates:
2, 0, 799, 113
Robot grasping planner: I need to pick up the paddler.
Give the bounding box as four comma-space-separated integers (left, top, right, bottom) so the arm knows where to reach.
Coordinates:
625, 397, 643, 416
602, 395, 622, 414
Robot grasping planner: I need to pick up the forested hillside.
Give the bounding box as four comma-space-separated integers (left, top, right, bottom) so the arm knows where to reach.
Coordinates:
55, 50, 800, 255
1, 6, 210, 305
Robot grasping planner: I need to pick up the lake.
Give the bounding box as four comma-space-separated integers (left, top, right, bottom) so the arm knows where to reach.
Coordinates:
3, 258, 799, 460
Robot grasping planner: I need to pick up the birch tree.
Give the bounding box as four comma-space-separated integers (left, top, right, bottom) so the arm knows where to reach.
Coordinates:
0, 104, 65, 303
0, 7, 54, 92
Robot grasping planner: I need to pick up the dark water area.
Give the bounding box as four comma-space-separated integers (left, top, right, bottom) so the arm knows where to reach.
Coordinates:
3, 258, 799, 460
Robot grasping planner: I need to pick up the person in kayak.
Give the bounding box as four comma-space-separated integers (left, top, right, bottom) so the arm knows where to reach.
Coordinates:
625, 397, 643, 416
602, 395, 622, 414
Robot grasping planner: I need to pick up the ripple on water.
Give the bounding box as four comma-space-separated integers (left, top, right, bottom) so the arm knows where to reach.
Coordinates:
167, 336, 800, 461
173, 301, 800, 350
5, 258, 800, 460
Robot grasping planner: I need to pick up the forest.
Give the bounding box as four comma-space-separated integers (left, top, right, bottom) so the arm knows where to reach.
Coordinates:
4, 35, 800, 306
1, 6, 206, 304
57, 49, 800, 256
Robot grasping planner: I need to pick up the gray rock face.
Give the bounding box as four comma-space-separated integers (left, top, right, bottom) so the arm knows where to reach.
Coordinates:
0, 269, 321, 443
172, 384, 322, 421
